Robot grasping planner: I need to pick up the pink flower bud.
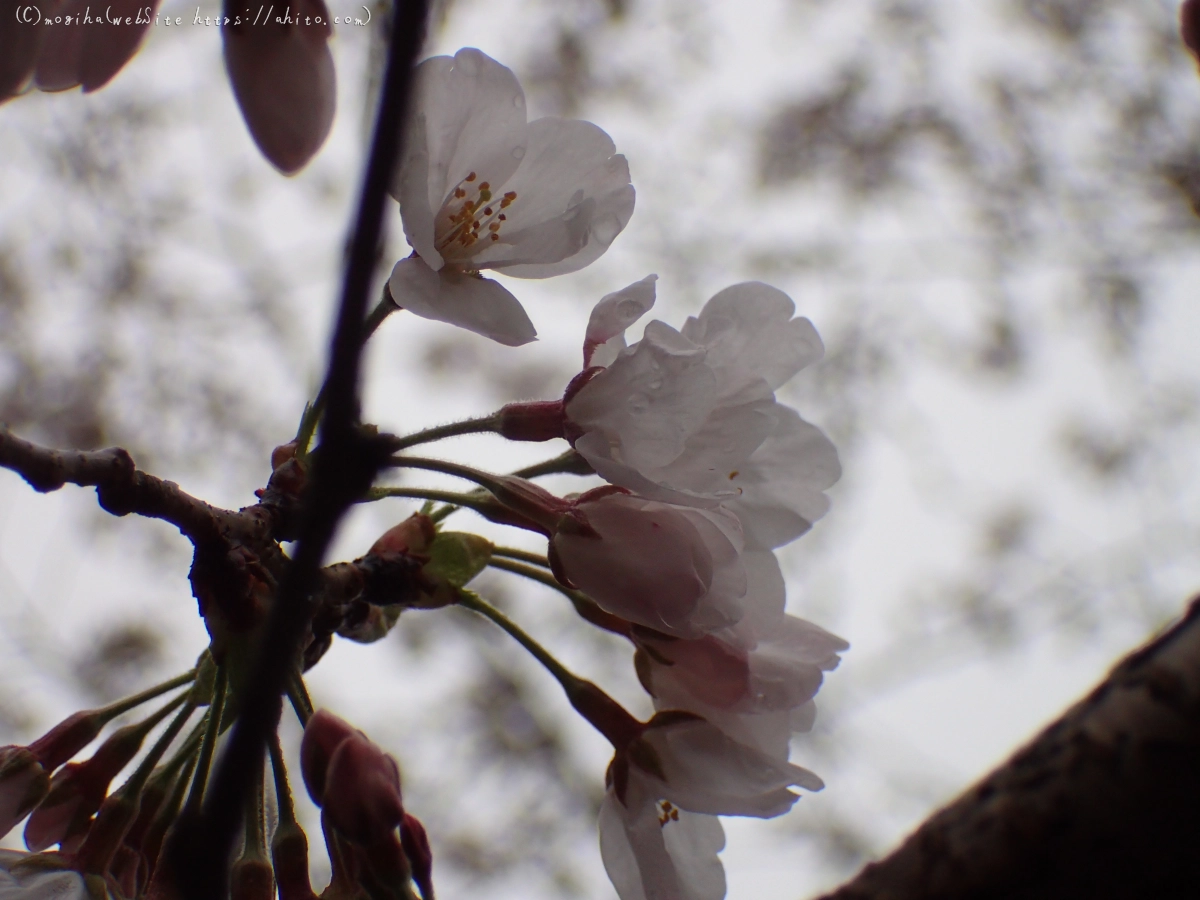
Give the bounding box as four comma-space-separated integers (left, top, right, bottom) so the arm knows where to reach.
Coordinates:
299, 710, 357, 805
1184, 0, 1200, 64
28, 709, 106, 770
24, 720, 149, 852
222, 0, 336, 174
401, 813, 434, 900
321, 734, 404, 845
34, 0, 161, 92
0, 747, 50, 839
367, 514, 436, 559
301, 710, 404, 845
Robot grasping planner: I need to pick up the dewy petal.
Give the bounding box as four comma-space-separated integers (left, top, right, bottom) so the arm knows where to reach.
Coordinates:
682, 283, 824, 391
584, 275, 658, 368
599, 790, 725, 900
643, 719, 823, 817
568, 325, 717, 472
724, 407, 841, 550
388, 256, 536, 347
471, 117, 635, 277
400, 49, 528, 218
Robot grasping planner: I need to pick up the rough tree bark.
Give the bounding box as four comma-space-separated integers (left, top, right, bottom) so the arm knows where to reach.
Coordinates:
816, 597, 1200, 900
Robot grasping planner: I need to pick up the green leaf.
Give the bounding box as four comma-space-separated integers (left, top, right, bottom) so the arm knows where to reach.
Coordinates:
426, 532, 493, 587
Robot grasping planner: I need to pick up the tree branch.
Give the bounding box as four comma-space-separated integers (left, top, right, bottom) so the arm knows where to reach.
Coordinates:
816, 596, 1200, 900
0, 426, 222, 543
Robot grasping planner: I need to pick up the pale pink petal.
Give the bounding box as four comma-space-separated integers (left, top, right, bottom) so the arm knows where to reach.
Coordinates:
79, 0, 161, 91
223, 0, 336, 175
599, 790, 725, 900
568, 326, 716, 472
33, 0, 84, 92
682, 283, 824, 390
553, 495, 746, 637
470, 117, 635, 277
388, 256, 536, 347
643, 719, 823, 817
399, 49, 528, 221
724, 407, 840, 550
584, 275, 657, 368
0, 854, 87, 900
1, 1, 47, 101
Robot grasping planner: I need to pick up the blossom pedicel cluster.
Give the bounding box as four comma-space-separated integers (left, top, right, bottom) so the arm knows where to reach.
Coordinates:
0, 48, 844, 900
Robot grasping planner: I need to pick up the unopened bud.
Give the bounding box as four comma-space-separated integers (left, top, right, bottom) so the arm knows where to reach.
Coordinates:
270, 440, 300, 470
368, 514, 436, 559
299, 710, 357, 804
300, 710, 404, 846
0, 747, 50, 839
401, 812, 434, 900
1184, 0, 1200, 64
25, 720, 151, 852
28, 709, 106, 770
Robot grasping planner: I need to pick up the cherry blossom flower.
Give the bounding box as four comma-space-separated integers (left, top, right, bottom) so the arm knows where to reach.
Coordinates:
549, 490, 748, 639
475, 476, 749, 639
598, 787, 725, 900
389, 47, 635, 346
634, 551, 847, 759
565, 281, 840, 550
598, 713, 823, 900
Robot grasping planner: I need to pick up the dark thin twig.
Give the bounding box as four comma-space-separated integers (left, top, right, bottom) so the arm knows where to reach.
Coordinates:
0, 427, 222, 543
175, 2, 431, 894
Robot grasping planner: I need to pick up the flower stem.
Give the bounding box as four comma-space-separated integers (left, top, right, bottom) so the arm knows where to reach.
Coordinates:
124, 698, 198, 797
492, 546, 551, 567
511, 449, 595, 479
487, 559, 631, 637
455, 590, 640, 747
389, 414, 502, 452
295, 288, 401, 454
267, 731, 297, 826
365, 486, 500, 516
386, 454, 498, 487
99, 669, 197, 724
184, 665, 227, 815
286, 670, 314, 725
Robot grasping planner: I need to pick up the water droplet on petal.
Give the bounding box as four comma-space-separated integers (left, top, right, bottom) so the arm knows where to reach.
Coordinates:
593, 214, 621, 245
647, 378, 664, 391
513, 94, 525, 108
617, 299, 642, 317
457, 55, 479, 76
512, 146, 526, 160
630, 394, 650, 415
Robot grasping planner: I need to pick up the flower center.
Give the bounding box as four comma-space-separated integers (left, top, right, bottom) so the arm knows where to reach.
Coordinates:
435, 171, 517, 263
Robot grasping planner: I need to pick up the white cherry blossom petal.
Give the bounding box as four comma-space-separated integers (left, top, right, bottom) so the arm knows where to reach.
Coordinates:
584, 275, 658, 368
471, 117, 635, 277
724, 407, 841, 550
398, 49, 528, 222
641, 718, 823, 817
682, 282, 824, 391
599, 789, 725, 900
388, 256, 536, 347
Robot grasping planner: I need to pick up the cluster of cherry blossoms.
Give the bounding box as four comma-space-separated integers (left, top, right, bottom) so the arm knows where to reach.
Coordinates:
0, 44, 844, 900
